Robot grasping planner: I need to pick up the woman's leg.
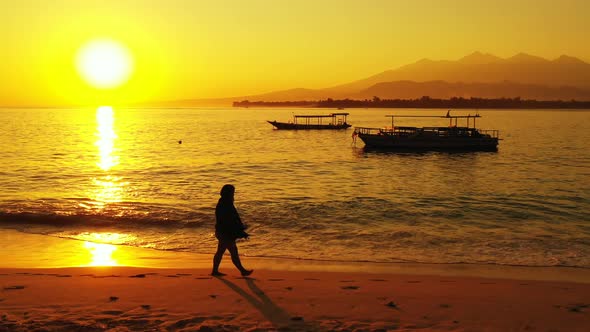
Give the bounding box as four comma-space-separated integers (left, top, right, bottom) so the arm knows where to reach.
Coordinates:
227, 242, 253, 276
212, 241, 228, 275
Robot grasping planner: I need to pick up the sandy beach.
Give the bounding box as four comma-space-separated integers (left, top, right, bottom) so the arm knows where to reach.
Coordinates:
1, 267, 590, 332
1, 232, 590, 332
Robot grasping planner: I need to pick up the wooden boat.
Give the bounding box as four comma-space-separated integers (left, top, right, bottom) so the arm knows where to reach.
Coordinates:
268, 113, 351, 130
354, 112, 499, 151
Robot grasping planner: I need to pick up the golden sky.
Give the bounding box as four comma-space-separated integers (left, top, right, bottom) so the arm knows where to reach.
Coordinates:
2, 0, 589, 106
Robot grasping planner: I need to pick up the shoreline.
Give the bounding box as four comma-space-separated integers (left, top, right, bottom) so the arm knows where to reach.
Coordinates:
1, 229, 589, 284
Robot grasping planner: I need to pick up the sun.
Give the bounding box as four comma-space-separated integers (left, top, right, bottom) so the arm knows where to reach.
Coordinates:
76, 39, 133, 89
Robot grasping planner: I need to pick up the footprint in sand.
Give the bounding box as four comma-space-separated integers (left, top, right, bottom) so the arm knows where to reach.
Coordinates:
209, 295, 217, 299
285, 287, 294, 291
385, 301, 398, 309
56, 275, 71, 278
566, 304, 589, 313
176, 273, 192, 276
169, 317, 207, 330
141, 305, 151, 310
93, 275, 120, 278
268, 278, 284, 281
129, 274, 146, 278
3, 285, 25, 291
195, 277, 212, 280
439, 304, 451, 308
369, 279, 387, 282
341, 286, 359, 290
109, 296, 119, 302
102, 310, 123, 315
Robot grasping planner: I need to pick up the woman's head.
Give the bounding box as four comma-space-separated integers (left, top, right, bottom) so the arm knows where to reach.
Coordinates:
220, 184, 235, 199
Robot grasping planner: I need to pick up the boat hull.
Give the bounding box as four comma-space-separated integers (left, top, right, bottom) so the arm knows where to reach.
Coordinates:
358, 133, 498, 151
268, 121, 351, 130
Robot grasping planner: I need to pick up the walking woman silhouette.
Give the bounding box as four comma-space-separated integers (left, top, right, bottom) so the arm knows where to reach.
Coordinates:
211, 184, 253, 277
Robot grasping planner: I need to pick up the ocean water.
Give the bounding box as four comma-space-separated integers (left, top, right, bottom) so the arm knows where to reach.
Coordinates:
1, 107, 589, 268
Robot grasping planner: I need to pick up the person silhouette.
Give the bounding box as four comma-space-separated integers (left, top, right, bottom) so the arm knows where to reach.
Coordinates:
211, 184, 253, 277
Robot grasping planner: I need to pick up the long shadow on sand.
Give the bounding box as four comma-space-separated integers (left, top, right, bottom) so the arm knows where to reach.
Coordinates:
215, 277, 318, 331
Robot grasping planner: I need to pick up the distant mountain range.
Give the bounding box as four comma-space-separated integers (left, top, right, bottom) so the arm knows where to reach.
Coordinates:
357, 80, 590, 100
150, 52, 590, 106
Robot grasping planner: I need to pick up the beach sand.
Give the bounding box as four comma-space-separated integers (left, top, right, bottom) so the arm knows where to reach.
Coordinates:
2, 267, 590, 331
1, 231, 589, 331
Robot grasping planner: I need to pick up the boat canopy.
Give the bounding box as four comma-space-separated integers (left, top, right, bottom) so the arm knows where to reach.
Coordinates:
292, 113, 349, 125
293, 113, 349, 118
384, 111, 481, 128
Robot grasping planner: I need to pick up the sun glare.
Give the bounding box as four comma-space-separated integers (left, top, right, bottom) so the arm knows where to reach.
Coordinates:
84, 241, 118, 266
95, 106, 118, 170
76, 39, 133, 89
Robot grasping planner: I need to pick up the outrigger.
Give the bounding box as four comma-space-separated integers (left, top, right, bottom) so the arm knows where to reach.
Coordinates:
354, 111, 499, 151
268, 113, 351, 130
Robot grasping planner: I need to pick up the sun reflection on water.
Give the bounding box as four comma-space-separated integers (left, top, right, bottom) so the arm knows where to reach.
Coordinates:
84, 241, 118, 266
90, 106, 126, 209
93, 176, 124, 204
78, 232, 135, 266
95, 106, 119, 171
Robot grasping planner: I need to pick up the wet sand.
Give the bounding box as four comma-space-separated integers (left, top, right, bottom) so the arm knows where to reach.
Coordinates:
1, 230, 589, 331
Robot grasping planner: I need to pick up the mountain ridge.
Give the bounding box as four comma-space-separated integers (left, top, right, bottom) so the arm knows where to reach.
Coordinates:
145, 52, 590, 106
357, 80, 590, 100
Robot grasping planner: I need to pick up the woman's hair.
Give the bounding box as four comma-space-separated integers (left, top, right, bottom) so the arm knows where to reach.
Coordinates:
220, 184, 235, 198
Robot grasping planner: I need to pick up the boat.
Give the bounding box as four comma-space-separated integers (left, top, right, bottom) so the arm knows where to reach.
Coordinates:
268, 113, 351, 130
354, 112, 499, 151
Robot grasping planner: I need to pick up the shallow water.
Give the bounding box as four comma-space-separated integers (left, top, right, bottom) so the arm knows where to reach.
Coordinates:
1, 107, 589, 268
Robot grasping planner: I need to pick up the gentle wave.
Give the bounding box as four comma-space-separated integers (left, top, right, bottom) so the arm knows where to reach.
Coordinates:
2, 206, 590, 269
0, 211, 209, 230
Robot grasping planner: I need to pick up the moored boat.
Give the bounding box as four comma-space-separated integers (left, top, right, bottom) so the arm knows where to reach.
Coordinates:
268, 113, 351, 130
354, 112, 499, 151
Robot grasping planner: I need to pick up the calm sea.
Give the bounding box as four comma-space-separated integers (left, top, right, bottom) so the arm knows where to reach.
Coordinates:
1, 107, 589, 268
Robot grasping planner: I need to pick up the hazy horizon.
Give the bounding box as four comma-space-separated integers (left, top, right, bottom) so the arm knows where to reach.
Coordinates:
3, 0, 590, 107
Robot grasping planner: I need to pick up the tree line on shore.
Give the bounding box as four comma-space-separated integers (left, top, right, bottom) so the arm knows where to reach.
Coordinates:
233, 96, 590, 109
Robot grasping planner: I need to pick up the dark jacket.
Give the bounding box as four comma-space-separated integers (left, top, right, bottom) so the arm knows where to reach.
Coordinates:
215, 198, 248, 241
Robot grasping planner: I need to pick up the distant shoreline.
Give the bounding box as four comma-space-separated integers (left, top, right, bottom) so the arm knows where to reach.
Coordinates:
233, 97, 590, 109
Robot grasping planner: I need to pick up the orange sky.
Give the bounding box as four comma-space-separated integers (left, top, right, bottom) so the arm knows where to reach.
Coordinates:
2, 0, 589, 106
